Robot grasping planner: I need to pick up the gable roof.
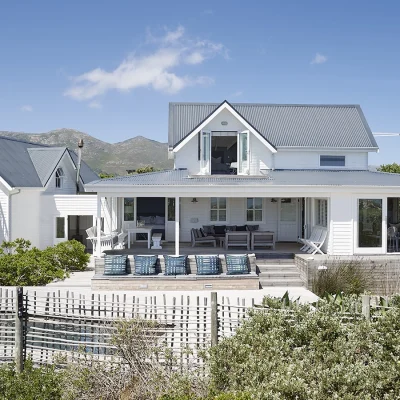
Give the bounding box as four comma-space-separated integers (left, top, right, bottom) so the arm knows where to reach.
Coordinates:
169, 102, 378, 150
0, 136, 98, 188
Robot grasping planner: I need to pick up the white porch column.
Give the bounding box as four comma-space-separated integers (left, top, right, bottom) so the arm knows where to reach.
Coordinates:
175, 196, 180, 255
96, 195, 102, 257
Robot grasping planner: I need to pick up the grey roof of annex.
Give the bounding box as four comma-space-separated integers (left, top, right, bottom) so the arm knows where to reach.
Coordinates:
168, 101, 378, 149
86, 168, 400, 188
0, 136, 98, 188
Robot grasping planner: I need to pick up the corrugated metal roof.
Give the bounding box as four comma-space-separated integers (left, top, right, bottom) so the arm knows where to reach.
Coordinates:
169, 102, 378, 149
0, 136, 44, 187
28, 147, 66, 186
86, 168, 400, 188
0, 136, 98, 188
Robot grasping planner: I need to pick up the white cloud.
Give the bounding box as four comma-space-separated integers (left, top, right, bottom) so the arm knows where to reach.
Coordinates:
231, 91, 243, 98
65, 26, 227, 101
88, 101, 102, 109
311, 53, 328, 65
21, 105, 33, 112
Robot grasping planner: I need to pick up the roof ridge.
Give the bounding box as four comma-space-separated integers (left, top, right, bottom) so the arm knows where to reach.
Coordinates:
0, 135, 50, 147
169, 102, 360, 108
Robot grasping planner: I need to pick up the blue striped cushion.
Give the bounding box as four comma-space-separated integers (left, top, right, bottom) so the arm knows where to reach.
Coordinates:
195, 255, 220, 275
164, 255, 187, 276
226, 255, 249, 275
104, 255, 127, 275
134, 255, 157, 275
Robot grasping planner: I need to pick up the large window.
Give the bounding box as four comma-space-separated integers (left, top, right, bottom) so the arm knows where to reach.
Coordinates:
315, 199, 328, 227
358, 199, 382, 248
247, 198, 263, 221
56, 217, 65, 239
55, 168, 64, 188
123, 198, 134, 221
320, 155, 345, 167
210, 198, 226, 221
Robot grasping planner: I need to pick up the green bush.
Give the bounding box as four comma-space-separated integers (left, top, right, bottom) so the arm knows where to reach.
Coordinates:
312, 259, 371, 297
136, 165, 157, 174
207, 298, 400, 399
0, 239, 89, 286
0, 359, 62, 400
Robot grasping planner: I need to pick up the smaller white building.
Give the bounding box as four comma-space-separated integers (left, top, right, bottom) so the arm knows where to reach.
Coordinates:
0, 136, 100, 250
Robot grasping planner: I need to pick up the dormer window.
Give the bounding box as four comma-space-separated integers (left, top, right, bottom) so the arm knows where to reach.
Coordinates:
55, 168, 64, 188
320, 155, 345, 167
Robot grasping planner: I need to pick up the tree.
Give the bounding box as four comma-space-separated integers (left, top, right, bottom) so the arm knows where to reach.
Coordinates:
0, 239, 89, 286
377, 163, 400, 173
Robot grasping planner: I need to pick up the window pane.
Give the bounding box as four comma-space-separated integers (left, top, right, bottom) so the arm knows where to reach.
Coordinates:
124, 198, 135, 221
247, 210, 253, 221
219, 210, 227, 221
255, 210, 263, 221
358, 199, 382, 248
167, 198, 175, 221
210, 210, 218, 221
211, 198, 218, 209
254, 198, 263, 209
247, 198, 253, 209
219, 198, 226, 209
56, 217, 65, 239
320, 155, 345, 167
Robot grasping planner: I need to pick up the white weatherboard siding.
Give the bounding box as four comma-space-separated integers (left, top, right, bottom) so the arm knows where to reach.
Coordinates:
274, 151, 369, 170
174, 135, 198, 174
329, 195, 353, 255
249, 135, 273, 174
45, 155, 77, 195
0, 189, 9, 242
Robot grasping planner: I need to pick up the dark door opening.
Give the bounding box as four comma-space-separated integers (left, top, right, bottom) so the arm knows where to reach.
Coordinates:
136, 197, 166, 240
211, 135, 237, 174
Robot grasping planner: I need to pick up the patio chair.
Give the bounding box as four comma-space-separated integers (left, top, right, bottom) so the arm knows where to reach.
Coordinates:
225, 231, 250, 250
251, 231, 275, 250
299, 227, 322, 252
86, 226, 116, 252
191, 228, 217, 247
303, 228, 327, 255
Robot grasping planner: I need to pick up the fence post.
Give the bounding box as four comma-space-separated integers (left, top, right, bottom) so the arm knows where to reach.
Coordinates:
14, 287, 24, 372
361, 294, 371, 321
211, 292, 218, 346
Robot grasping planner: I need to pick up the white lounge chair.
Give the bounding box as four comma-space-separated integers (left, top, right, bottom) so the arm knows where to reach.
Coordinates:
299, 227, 322, 252
303, 228, 327, 255
86, 226, 117, 252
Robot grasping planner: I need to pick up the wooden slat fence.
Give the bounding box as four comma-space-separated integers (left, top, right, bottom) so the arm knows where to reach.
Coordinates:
0, 287, 16, 362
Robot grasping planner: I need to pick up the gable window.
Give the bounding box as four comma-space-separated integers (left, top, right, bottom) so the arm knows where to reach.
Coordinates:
315, 199, 328, 227
320, 155, 345, 167
210, 198, 226, 221
247, 198, 263, 221
55, 168, 64, 188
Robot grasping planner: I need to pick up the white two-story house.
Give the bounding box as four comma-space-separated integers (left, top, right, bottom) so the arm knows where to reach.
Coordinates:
85, 100, 400, 257
0, 136, 99, 250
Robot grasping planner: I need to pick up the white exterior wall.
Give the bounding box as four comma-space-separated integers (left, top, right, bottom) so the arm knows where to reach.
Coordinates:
274, 150, 369, 170
174, 135, 199, 174
0, 188, 9, 243
45, 154, 77, 194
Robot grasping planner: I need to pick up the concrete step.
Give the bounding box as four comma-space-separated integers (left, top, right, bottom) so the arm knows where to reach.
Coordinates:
260, 278, 305, 287
259, 271, 301, 279
256, 259, 295, 264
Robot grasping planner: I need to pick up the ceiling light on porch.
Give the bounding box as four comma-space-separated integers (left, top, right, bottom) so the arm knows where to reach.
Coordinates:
191, 198, 198, 203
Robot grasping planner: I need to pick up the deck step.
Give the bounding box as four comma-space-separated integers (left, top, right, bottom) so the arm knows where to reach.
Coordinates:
259, 278, 305, 287
259, 271, 300, 278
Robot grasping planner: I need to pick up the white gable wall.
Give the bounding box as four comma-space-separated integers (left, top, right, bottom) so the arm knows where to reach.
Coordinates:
0, 188, 9, 243
45, 154, 77, 194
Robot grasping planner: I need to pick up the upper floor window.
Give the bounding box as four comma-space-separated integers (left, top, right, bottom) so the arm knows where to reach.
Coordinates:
210, 197, 227, 221
320, 155, 345, 167
247, 198, 263, 221
55, 168, 64, 188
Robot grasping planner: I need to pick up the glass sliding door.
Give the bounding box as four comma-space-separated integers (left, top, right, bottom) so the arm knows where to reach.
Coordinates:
387, 198, 400, 253
356, 198, 384, 254
200, 130, 211, 174
238, 130, 249, 175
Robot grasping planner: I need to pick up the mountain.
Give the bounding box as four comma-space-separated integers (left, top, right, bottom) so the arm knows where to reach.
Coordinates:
0, 129, 173, 176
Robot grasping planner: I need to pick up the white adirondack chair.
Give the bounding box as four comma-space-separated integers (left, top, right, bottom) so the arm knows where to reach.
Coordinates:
299, 227, 322, 252
86, 226, 115, 252
305, 228, 327, 255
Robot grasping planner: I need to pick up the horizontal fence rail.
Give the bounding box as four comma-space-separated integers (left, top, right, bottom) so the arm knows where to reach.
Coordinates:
0, 289, 398, 370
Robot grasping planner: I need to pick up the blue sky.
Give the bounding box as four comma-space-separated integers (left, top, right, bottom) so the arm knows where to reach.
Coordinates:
0, 0, 399, 165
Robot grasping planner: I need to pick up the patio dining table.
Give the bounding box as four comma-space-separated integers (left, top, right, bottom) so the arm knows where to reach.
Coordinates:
127, 226, 153, 249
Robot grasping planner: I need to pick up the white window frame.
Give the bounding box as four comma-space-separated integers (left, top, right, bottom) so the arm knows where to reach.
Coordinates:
320, 155, 346, 167
123, 197, 135, 222
315, 199, 328, 227
210, 197, 227, 222
55, 167, 64, 189
246, 198, 263, 222
54, 215, 67, 243
200, 130, 211, 175
238, 130, 250, 175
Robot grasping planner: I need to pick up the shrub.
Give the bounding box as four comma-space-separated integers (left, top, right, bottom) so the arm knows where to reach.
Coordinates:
136, 166, 157, 174
207, 298, 400, 399
0, 359, 62, 400
312, 259, 371, 297
0, 239, 89, 286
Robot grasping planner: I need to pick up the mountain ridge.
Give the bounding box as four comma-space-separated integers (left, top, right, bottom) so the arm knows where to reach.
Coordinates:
0, 128, 173, 176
